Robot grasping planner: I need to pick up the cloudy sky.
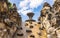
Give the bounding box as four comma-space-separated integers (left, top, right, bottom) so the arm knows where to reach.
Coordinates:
9, 0, 54, 21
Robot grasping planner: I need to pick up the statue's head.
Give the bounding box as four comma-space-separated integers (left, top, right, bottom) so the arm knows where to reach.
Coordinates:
41, 2, 51, 17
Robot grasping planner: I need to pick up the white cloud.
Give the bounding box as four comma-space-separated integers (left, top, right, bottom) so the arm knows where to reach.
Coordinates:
19, 0, 29, 8
18, 9, 33, 15
29, 0, 44, 8
21, 10, 33, 15
18, 0, 54, 15
18, 0, 44, 15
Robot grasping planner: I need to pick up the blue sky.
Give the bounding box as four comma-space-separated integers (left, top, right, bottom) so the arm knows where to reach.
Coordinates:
9, 0, 54, 21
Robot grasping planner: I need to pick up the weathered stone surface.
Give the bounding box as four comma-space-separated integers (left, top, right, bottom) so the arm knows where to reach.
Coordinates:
0, 0, 60, 38
38, 0, 60, 38
0, 0, 22, 38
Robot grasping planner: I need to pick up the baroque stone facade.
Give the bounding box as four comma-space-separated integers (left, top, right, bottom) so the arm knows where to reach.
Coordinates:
0, 0, 60, 38
0, 0, 22, 38
38, 0, 60, 38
